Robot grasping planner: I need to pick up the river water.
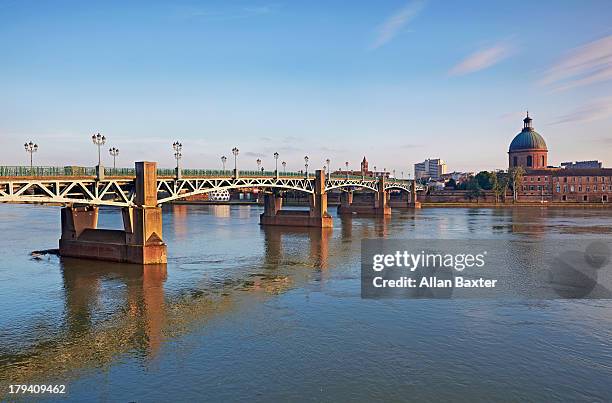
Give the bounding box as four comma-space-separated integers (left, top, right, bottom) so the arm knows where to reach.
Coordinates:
1, 204, 611, 402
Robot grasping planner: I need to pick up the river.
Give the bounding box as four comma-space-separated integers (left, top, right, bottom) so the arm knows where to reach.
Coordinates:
1, 204, 611, 401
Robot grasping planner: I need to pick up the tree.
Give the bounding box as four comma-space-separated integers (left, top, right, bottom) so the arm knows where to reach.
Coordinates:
464, 178, 484, 203
475, 171, 494, 190
446, 178, 457, 189
491, 171, 509, 203
508, 166, 525, 202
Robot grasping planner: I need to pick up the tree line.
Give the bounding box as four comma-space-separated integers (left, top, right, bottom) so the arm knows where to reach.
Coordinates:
443, 167, 525, 203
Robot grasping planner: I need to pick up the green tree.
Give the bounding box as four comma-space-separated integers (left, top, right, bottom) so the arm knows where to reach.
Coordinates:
508, 166, 525, 202
464, 178, 484, 203
445, 178, 457, 189
491, 171, 509, 203
475, 171, 494, 190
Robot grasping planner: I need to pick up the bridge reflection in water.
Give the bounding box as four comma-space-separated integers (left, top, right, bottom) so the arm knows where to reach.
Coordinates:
0, 224, 336, 389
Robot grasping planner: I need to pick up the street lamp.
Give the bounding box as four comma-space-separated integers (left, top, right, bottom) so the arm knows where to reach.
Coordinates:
373, 165, 377, 178
274, 152, 279, 177
304, 155, 309, 178
326, 158, 331, 180
91, 133, 106, 167
221, 155, 227, 171
173, 141, 182, 179
24, 141, 38, 175
345, 161, 349, 179
256, 158, 261, 172
92, 133, 106, 180
282, 161, 286, 174
109, 147, 119, 172
232, 147, 239, 178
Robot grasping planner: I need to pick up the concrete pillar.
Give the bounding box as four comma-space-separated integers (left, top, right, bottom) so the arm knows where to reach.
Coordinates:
126, 161, 167, 264
376, 176, 392, 216
262, 193, 282, 217
409, 179, 422, 209
340, 191, 353, 208
61, 206, 99, 241
59, 162, 167, 264
260, 169, 332, 227
310, 169, 329, 219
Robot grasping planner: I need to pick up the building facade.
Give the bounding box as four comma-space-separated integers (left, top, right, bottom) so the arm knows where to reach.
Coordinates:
414, 158, 447, 180
508, 113, 610, 203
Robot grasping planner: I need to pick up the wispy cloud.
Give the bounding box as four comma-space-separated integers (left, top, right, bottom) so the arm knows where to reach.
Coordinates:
370, 0, 426, 50
552, 97, 612, 125
449, 41, 516, 76
541, 35, 612, 91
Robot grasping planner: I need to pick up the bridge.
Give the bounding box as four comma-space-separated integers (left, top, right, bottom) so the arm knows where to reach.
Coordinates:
0, 162, 422, 264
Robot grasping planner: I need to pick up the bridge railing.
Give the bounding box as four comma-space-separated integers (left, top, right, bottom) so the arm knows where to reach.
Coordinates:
0, 166, 412, 184
0, 166, 97, 177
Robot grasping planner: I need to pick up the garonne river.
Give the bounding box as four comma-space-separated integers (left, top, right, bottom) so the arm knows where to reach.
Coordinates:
1, 204, 611, 401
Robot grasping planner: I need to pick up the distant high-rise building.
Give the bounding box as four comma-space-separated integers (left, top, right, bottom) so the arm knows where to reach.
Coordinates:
414, 158, 447, 180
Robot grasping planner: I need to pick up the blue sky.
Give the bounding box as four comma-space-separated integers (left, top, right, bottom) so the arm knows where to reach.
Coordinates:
1, 0, 611, 174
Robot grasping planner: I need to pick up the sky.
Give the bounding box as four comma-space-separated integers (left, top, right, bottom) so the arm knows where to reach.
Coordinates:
1, 0, 611, 175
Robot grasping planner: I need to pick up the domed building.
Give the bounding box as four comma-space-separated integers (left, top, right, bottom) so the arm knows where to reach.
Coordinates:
508, 112, 548, 169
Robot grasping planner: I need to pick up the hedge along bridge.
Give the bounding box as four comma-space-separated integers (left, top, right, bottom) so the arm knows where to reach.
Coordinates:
0, 162, 422, 264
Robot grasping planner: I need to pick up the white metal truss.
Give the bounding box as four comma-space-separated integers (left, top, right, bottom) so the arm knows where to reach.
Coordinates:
0, 176, 422, 207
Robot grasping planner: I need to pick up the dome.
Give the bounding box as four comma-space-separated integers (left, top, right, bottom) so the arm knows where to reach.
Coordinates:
509, 128, 547, 151
509, 113, 547, 152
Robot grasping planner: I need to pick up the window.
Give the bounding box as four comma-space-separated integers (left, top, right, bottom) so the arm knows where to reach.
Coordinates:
537, 177, 541, 182
527, 155, 533, 167
570, 185, 574, 192
604, 195, 608, 202
579, 186, 582, 192
563, 177, 568, 183
562, 195, 567, 201
530, 185, 535, 191
541, 155, 545, 166
512, 156, 517, 167
556, 185, 560, 193
583, 195, 588, 202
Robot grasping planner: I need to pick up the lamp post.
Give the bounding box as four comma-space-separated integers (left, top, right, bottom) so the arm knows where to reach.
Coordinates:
256, 158, 261, 173
173, 141, 182, 180
345, 161, 349, 179
232, 147, 239, 178
221, 155, 227, 172
282, 161, 286, 175
373, 166, 377, 179
274, 152, 279, 178
326, 158, 331, 180
109, 147, 119, 173
24, 141, 38, 175
92, 133, 106, 180
304, 155, 309, 178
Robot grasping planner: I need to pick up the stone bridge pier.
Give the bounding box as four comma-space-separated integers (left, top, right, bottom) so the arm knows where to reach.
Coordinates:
389, 179, 421, 209
59, 161, 167, 264
260, 169, 333, 228
337, 176, 391, 216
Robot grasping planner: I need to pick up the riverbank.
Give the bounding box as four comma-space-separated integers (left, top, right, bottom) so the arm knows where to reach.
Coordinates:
420, 201, 612, 208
